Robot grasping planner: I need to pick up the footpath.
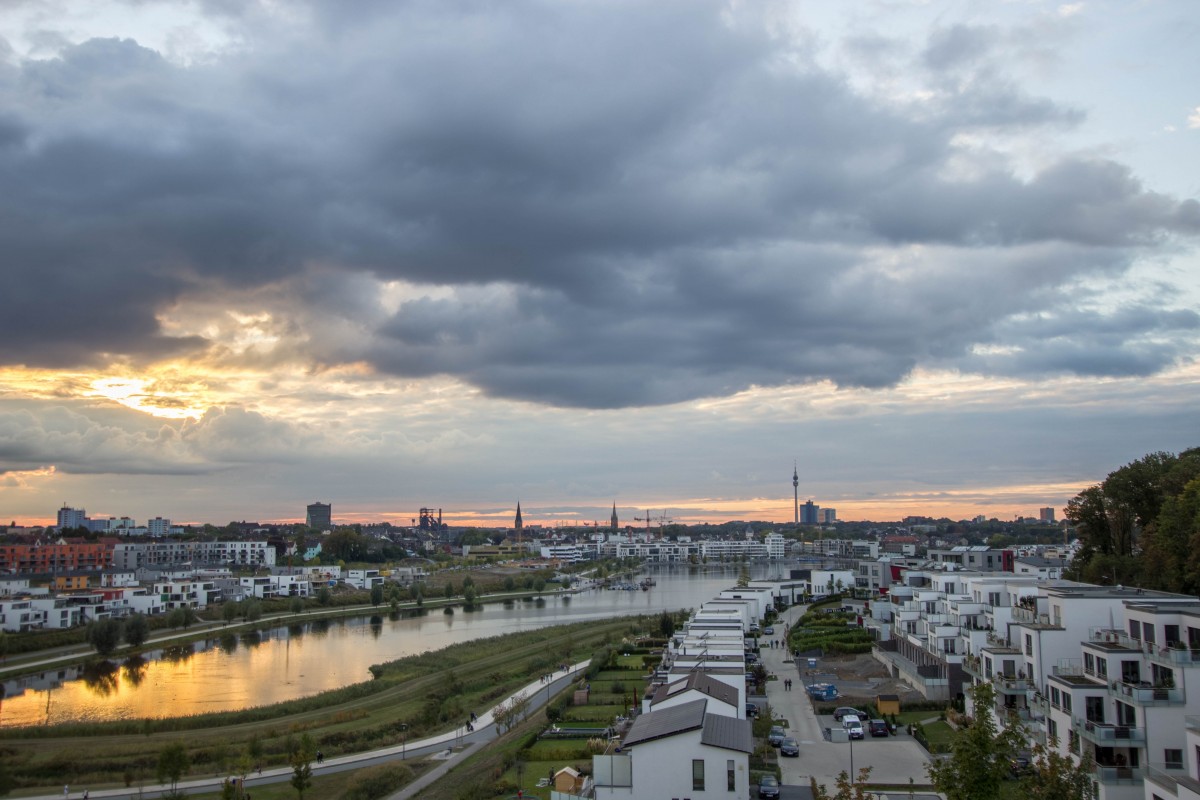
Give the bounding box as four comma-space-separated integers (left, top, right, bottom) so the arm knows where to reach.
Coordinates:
25, 659, 591, 800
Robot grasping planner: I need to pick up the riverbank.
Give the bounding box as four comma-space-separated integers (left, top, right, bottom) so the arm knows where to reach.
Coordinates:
0, 616, 647, 795
0, 587, 566, 682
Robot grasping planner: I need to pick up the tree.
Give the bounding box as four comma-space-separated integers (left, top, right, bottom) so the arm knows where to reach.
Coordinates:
243, 600, 263, 622
737, 565, 750, 588
503, 576, 516, 592
166, 606, 197, 629
463, 585, 478, 608
290, 596, 305, 614
658, 611, 676, 638
370, 583, 384, 607
290, 733, 315, 799
317, 586, 332, 606
413, 584, 424, 607
811, 768, 874, 800
927, 682, 1024, 800
87, 617, 124, 657
444, 582, 456, 599
1024, 737, 1096, 800
156, 741, 191, 794
123, 613, 150, 648
222, 602, 240, 625
533, 578, 546, 593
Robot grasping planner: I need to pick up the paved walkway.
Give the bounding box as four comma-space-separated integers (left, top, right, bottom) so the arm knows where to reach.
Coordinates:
26, 660, 590, 800
762, 603, 933, 790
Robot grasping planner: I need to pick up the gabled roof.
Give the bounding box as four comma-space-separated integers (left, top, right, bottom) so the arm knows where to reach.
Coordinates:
701, 713, 754, 753
622, 699, 754, 754
649, 672, 738, 709
623, 699, 707, 746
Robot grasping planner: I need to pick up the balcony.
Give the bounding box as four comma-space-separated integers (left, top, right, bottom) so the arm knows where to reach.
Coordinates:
993, 675, 1036, 694
1093, 766, 1145, 784
1075, 719, 1145, 745
1108, 680, 1184, 705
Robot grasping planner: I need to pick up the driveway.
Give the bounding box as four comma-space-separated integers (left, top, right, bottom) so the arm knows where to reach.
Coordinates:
762, 604, 934, 789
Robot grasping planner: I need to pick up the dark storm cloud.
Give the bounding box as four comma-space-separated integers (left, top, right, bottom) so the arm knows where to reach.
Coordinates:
3, 0, 1197, 404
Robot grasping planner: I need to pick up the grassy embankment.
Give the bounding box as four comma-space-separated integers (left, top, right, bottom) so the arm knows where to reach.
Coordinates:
411, 649, 657, 800
0, 617, 649, 797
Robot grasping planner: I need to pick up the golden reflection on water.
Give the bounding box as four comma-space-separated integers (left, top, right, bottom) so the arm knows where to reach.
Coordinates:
0, 568, 741, 728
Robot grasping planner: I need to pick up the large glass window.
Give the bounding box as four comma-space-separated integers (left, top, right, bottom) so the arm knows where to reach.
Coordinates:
692, 759, 705, 791
727, 759, 735, 791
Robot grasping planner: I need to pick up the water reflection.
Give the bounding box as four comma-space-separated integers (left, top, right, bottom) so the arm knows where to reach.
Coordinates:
81, 661, 119, 697
0, 563, 779, 727
122, 656, 148, 688
240, 631, 263, 648
218, 633, 239, 654
161, 644, 195, 664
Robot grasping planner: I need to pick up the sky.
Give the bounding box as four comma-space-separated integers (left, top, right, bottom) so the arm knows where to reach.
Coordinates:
1, 0, 1198, 528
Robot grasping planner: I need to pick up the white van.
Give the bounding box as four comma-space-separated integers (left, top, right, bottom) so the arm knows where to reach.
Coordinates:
842, 714, 865, 739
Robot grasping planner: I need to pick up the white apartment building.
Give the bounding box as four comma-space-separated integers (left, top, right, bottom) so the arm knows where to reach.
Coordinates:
765, 532, 787, 559
112, 540, 277, 570
152, 578, 217, 609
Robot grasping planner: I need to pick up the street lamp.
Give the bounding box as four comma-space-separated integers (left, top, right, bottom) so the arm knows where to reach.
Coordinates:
398, 723, 408, 760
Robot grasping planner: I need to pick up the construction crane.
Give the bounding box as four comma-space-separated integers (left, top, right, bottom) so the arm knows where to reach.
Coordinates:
634, 511, 653, 530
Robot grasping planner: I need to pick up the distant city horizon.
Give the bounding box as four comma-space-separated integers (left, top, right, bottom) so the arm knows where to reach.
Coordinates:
12, 494, 1071, 530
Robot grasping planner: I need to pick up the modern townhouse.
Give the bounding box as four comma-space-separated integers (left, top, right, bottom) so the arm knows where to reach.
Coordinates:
593, 699, 754, 800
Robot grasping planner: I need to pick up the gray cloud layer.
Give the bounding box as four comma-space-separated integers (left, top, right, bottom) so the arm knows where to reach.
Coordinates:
2, 0, 1196, 406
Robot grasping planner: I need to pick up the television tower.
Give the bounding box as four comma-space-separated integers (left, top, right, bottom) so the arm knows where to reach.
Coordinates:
792, 462, 799, 525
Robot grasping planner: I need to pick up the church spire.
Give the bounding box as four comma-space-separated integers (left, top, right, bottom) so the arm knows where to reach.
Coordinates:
514, 501, 524, 531
611, 502, 619, 533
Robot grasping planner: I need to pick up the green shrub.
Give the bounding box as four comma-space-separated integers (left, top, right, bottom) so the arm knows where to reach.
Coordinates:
338, 763, 414, 800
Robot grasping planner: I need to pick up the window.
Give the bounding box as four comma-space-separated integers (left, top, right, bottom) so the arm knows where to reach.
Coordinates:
1084, 653, 1095, 674
1025, 634, 1033, 656
1165, 625, 1180, 646
692, 759, 704, 791
1130, 620, 1142, 640
1144, 624, 1157, 644
1063, 693, 1072, 713
1165, 749, 1183, 770
727, 759, 735, 791
1051, 687, 1061, 708
1049, 719, 1058, 739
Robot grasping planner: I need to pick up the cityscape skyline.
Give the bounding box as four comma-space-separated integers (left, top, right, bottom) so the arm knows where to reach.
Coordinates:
1, 1, 1197, 528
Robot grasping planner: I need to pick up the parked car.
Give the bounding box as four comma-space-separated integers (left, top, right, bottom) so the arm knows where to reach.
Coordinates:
763, 626, 775, 635
842, 714, 865, 740
758, 774, 781, 799
746, 702, 759, 718
869, 719, 890, 737
1010, 754, 1033, 777
779, 736, 800, 756
806, 682, 839, 700
833, 706, 865, 721
768, 725, 786, 746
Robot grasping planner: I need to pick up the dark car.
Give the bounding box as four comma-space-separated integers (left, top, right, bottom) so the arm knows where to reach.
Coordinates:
768, 725, 786, 746
1010, 755, 1033, 777
779, 736, 800, 756
833, 706, 865, 721
869, 719, 890, 737
746, 702, 759, 718
758, 775, 781, 799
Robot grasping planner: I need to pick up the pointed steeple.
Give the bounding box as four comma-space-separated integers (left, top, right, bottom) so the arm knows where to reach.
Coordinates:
514, 501, 523, 531
611, 502, 619, 533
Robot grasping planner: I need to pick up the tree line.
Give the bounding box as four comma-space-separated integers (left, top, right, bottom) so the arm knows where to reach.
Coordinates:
1065, 447, 1200, 593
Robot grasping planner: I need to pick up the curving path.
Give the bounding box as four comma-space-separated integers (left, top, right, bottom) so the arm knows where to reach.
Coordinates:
28, 659, 591, 800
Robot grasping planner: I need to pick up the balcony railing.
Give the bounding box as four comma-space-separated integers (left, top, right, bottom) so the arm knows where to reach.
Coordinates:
1093, 766, 1145, 784
1108, 680, 1184, 705
1090, 629, 1200, 665
993, 675, 1036, 693
1075, 719, 1145, 744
